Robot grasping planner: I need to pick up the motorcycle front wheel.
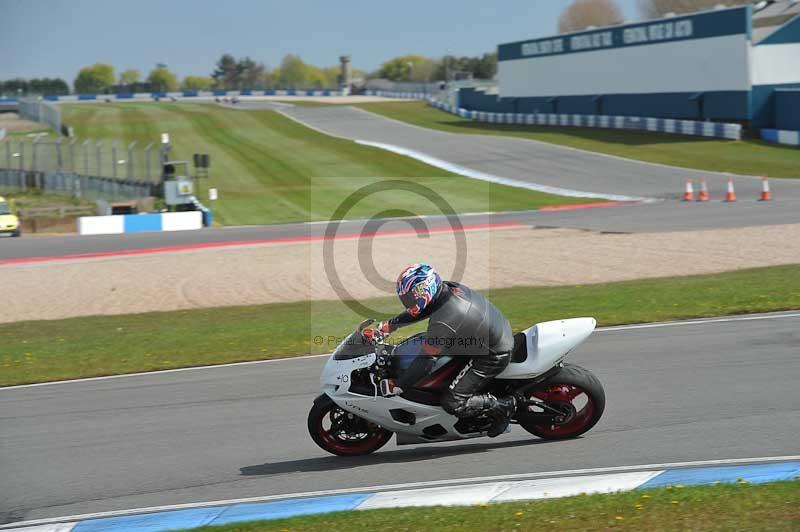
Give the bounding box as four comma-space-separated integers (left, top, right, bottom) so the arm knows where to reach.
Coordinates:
517, 363, 605, 440
308, 395, 393, 456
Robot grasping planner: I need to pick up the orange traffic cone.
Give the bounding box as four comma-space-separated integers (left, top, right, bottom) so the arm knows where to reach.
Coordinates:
683, 178, 694, 201
697, 178, 709, 202
725, 178, 737, 202
759, 177, 772, 201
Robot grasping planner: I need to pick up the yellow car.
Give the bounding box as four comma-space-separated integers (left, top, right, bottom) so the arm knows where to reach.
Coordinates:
0, 196, 21, 237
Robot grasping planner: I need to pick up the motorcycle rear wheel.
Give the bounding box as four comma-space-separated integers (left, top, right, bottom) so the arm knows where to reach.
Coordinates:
308, 395, 393, 456
517, 363, 605, 440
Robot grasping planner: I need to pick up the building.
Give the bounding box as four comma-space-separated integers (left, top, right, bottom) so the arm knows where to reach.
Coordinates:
459, 1, 800, 129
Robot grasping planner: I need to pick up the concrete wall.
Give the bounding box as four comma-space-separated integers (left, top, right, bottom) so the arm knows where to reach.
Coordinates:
78, 211, 203, 235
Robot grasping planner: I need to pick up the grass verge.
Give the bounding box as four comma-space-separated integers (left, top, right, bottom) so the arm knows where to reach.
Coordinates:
0, 190, 94, 209
355, 101, 800, 179
60, 102, 587, 226
184, 479, 800, 532
2, 264, 799, 386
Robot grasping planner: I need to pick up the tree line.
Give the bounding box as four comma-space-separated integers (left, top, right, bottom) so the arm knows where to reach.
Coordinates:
4, 1, 754, 97
0, 78, 70, 97
2, 50, 497, 97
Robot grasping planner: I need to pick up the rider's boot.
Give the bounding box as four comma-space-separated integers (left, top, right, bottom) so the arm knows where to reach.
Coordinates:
486, 394, 517, 437
463, 393, 517, 437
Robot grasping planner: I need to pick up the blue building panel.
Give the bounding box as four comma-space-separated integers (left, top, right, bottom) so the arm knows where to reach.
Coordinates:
459, 88, 750, 122
774, 89, 800, 130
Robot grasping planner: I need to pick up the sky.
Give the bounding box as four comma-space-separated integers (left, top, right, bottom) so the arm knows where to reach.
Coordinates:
1, 0, 641, 83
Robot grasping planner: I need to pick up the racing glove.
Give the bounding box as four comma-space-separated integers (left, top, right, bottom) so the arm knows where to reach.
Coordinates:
361, 320, 392, 343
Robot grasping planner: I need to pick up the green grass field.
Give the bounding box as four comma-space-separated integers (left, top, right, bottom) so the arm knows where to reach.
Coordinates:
184, 480, 800, 532
355, 101, 800, 179
3, 264, 799, 387
60, 103, 588, 225
0, 190, 94, 209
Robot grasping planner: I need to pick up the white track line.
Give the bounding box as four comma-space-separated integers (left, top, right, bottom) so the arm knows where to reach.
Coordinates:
2, 311, 798, 391
354, 140, 645, 202
4, 455, 798, 530
597, 312, 800, 332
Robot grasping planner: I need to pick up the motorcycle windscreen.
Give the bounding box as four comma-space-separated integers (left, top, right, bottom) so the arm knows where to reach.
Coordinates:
332, 331, 375, 360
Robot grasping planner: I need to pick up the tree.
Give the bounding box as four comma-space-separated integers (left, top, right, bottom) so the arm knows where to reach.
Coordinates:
278, 54, 310, 87
558, 0, 624, 34
181, 75, 214, 91
74, 63, 115, 94
147, 65, 178, 92
118, 69, 140, 88
211, 54, 239, 90
28, 78, 70, 95
639, 0, 756, 19
473, 53, 497, 80
1, 78, 28, 96
430, 53, 497, 81
321, 66, 341, 88
378, 55, 435, 81
262, 68, 280, 89
237, 57, 266, 89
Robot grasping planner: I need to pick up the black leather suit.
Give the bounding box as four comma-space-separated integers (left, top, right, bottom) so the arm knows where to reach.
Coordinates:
386, 281, 514, 418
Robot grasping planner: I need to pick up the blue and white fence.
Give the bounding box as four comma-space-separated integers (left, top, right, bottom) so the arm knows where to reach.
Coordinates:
365, 90, 433, 100
760, 128, 800, 147
430, 100, 743, 140
77, 211, 204, 235
42, 89, 342, 103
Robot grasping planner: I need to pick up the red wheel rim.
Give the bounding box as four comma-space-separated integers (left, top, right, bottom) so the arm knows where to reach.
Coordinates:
316, 403, 389, 454
528, 384, 596, 437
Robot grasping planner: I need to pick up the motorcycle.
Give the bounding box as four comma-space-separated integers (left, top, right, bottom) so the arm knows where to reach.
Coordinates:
308, 317, 605, 456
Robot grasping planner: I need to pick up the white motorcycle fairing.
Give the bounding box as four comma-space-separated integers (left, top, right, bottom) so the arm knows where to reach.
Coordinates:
496, 318, 596, 380
319, 317, 596, 444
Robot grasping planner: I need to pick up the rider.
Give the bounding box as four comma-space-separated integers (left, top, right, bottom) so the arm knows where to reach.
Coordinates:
362, 263, 517, 437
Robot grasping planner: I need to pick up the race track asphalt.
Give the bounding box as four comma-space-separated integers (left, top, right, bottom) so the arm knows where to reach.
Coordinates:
2, 312, 798, 524
2, 199, 799, 262
280, 105, 800, 201
1, 103, 798, 260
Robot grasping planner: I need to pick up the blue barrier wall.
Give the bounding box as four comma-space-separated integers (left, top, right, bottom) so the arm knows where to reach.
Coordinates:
459, 88, 749, 121
774, 89, 800, 130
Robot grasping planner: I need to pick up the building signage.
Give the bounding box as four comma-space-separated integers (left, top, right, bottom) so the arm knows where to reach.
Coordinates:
499, 5, 748, 61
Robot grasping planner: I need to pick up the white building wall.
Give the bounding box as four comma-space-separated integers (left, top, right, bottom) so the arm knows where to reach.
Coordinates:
499, 34, 750, 97
751, 43, 800, 85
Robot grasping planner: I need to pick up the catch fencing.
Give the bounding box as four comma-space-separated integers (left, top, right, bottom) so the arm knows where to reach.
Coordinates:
18, 98, 62, 133
0, 137, 159, 200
